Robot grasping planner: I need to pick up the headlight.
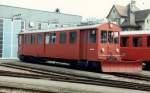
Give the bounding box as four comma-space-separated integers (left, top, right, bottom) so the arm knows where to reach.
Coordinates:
116, 48, 119, 53
101, 48, 105, 53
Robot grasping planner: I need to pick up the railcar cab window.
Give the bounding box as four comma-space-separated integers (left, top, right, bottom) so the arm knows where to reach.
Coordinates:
101, 31, 107, 43
89, 30, 96, 43
147, 36, 150, 47
114, 32, 119, 44
37, 34, 43, 44
60, 32, 66, 44
133, 37, 142, 47
31, 35, 35, 44
69, 31, 77, 44
108, 31, 113, 43
121, 37, 129, 47
51, 32, 56, 44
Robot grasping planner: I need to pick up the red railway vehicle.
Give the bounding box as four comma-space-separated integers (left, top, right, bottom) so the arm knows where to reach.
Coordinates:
18, 23, 142, 72
121, 31, 150, 68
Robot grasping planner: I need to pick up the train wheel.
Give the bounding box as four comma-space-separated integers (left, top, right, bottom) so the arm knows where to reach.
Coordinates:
144, 62, 150, 70
88, 62, 101, 72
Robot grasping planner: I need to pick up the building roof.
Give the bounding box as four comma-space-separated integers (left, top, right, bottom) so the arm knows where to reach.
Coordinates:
115, 5, 128, 17
135, 9, 150, 22
0, 4, 82, 17
0, 4, 82, 25
107, 5, 128, 18
121, 30, 150, 36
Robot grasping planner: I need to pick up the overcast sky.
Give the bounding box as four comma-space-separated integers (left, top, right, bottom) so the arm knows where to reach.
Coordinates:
0, 0, 150, 19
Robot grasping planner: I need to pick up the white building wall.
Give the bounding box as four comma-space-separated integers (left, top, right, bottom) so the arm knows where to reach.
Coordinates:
144, 14, 150, 30
2, 19, 12, 58
2, 18, 21, 59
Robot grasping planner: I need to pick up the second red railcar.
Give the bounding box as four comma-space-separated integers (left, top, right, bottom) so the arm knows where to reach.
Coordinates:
121, 31, 150, 68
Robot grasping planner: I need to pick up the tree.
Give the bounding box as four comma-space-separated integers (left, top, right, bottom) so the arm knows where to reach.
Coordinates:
55, 8, 60, 13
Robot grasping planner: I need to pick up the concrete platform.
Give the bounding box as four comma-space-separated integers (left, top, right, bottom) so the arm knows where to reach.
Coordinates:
0, 76, 148, 93
138, 71, 150, 77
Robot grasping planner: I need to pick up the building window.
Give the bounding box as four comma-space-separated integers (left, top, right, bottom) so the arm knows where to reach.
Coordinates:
21, 21, 25, 30
133, 37, 142, 47
89, 30, 96, 43
114, 32, 119, 44
108, 31, 113, 43
121, 37, 129, 47
69, 31, 77, 44
45, 34, 50, 44
101, 31, 107, 43
31, 35, 35, 44
147, 36, 150, 47
51, 32, 56, 44
38, 23, 41, 30
60, 32, 66, 44
37, 34, 42, 44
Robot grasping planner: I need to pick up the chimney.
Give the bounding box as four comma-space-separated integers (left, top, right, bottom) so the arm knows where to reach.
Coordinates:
129, 0, 136, 26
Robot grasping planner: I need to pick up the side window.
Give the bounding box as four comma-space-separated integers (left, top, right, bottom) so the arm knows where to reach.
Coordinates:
89, 30, 96, 43
31, 35, 35, 44
24, 35, 27, 44
45, 34, 50, 44
24, 35, 30, 44
60, 32, 66, 44
51, 32, 56, 44
133, 37, 142, 47
108, 31, 113, 43
19, 35, 22, 45
37, 34, 43, 44
101, 31, 107, 43
121, 37, 129, 47
147, 36, 150, 47
69, 31, 77, 44
114, 32, 119, 44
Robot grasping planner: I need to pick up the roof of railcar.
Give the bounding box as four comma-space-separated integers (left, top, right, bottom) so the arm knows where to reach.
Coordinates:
19, 23, 116, 34
121, 30, 150, 36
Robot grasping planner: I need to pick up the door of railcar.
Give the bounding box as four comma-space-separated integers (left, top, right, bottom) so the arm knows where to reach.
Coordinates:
99, 30, 120, 61
107, 31, 120, 60
36, 33, 45, 57
80, 30, 88, 60
18, 35, 23, 55
80, 29, 98, 61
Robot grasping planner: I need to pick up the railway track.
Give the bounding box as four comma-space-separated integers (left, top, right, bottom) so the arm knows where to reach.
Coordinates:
0, 63, 150, 91
0, 86, 53, 93
110, 73, 150, 81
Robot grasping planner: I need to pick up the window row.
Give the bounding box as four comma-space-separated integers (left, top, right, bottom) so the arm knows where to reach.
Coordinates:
22, 31, 77, 45
121, 36, 150, 47
20, 30, 119, 45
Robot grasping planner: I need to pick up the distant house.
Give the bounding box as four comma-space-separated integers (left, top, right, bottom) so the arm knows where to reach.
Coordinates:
107, 1, 150, 31
135, 9, 150, 30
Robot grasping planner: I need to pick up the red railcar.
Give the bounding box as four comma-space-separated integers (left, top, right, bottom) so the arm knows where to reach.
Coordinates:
18, 23, 142, 72
121, 31, 150, 68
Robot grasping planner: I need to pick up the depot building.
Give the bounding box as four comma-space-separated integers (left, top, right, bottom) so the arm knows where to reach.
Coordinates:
0, 5, 82, 59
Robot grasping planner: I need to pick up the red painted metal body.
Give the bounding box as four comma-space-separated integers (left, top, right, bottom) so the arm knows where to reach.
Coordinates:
18, 23, 142, 72
121, 32, 150, 62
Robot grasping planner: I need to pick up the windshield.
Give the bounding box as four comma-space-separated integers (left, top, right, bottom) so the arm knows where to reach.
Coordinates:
101, 31, 119, 44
